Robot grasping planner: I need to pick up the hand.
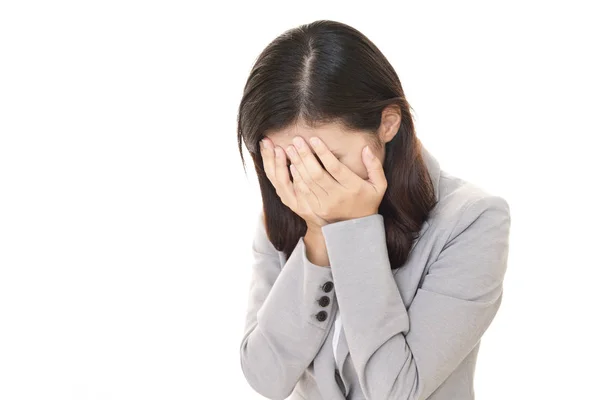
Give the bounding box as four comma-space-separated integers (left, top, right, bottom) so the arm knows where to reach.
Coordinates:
260, 137, 329, 231
284, 136, 387, 224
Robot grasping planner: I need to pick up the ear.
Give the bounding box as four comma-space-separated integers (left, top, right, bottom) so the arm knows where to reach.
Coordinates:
378, 105, 402, 143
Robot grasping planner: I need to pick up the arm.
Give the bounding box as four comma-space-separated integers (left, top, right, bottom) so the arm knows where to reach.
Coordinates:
239, 211, 336, 400
320, 195, 511, 400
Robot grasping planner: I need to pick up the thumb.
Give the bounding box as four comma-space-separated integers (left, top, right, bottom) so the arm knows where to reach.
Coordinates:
362, 145, 387, 191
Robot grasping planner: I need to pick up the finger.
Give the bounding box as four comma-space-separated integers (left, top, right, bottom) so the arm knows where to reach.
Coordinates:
307, 136, 361, 191
290, 164, 322, 210
285, 143, 328, 197
362, 145, 388, 192
273, 146, 297, 202
291, 136, 337, 193
260, 138, 276, 184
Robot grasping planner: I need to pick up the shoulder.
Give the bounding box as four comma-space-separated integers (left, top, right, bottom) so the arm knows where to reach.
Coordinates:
417, 170, 512, 302
428, 169, 511, 245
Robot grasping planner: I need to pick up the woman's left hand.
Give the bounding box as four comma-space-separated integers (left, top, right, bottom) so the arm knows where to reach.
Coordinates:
284, 136, 388, 224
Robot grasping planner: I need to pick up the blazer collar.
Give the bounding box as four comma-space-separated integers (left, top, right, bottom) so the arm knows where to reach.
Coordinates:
418, 139, 441, 203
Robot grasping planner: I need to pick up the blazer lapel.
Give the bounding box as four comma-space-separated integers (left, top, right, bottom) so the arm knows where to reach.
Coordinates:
334, 324, 350, 383
313, 320, 347, 399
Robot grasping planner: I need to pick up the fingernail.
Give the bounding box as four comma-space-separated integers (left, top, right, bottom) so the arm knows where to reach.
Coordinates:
293, 137, 304, 149
286, 145, 297, 157
366, 146, 375, 159
309, 137, 319, 147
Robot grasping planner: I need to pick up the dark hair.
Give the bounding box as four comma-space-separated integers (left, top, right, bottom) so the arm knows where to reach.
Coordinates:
236, 20, 437, 270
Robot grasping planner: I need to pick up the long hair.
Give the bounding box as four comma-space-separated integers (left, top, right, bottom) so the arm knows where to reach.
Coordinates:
237, 20, 437, 270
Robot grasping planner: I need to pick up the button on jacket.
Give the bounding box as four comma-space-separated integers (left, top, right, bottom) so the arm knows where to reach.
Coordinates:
239, 143, 512, 400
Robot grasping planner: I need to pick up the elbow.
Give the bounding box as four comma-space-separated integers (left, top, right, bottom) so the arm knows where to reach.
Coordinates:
239, 345, 294, 400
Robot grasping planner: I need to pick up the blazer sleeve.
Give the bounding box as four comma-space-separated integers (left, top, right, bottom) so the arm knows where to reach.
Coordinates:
320, 195, 511, 400
239, 211, 336, 400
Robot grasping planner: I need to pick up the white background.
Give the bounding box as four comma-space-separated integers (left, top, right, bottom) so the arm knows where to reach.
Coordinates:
1, 1, 598, 399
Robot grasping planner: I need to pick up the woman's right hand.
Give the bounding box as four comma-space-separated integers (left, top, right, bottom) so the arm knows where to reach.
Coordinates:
260, 137, 328, 232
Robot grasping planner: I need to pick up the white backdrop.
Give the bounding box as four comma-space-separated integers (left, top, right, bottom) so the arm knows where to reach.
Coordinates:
1, 1, 598, 399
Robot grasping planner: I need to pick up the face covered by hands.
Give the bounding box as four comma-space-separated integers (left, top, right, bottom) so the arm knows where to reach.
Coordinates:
261, 134, 388, 229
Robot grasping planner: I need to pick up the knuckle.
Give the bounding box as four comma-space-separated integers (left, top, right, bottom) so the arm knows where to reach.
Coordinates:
313, 169, 325, 181
298, 185, 309, 195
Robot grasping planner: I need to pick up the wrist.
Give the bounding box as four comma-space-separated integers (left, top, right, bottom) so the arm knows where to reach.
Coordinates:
306, 226, 323, 237
303, 229, 329, 267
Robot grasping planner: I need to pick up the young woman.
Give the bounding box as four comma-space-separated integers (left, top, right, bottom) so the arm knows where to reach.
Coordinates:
237, 20, 511, 400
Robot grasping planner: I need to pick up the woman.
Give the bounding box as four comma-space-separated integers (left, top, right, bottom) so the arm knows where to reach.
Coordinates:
237, 20, 511, 400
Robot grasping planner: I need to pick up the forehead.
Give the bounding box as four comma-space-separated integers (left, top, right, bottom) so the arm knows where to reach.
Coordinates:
265, 121, 347, 150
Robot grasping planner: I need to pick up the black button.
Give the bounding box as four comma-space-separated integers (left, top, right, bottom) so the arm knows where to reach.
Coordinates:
322, 281, 334, 293
315, 310, 328, 321
318, 296, 330, 307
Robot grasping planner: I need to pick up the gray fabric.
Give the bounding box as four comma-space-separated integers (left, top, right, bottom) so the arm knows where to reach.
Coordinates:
239, 143, 511, 400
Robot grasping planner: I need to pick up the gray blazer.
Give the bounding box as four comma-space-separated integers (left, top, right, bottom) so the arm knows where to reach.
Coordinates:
239, 143, 511, 400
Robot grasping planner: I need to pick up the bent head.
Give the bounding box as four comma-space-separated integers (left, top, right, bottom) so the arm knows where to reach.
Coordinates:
236, 20, 436, 267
